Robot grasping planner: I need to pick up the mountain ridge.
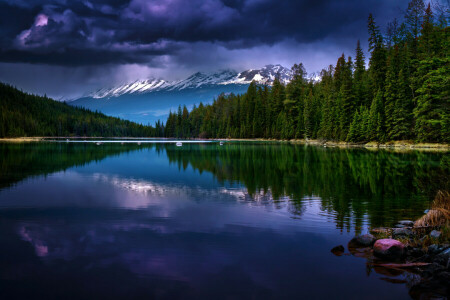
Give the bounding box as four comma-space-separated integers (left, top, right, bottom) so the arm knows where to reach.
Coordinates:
84, 64, 292, 100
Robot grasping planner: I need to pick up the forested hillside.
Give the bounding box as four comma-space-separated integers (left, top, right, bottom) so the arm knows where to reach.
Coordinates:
165, 1, 449, 143
0, 83, 162, 137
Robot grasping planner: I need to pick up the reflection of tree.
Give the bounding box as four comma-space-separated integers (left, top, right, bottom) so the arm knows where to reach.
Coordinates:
165, 143, 449, 229
1, 142, 447, 231
0, 142, 150, 189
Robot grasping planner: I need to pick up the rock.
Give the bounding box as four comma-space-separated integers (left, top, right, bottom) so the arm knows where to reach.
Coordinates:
331, 245, 345, 256
438, 247, 450, 257
435, 271, 450, 282
398, 220, 414, 226
433, 254, 449, 266
395, 224, 406, 228
407, 248, 425, 258
436, 248, 450, 266
348, 234, 376, 247
409, 279, 448, 300
428, 244, 442, 255
422, 263, 445, 278
373, 239, 405, 260
430, 230, 441, 239
392, 227, 414, 238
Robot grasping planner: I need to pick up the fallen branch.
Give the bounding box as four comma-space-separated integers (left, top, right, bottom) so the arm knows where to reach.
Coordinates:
371, 262, 430, 269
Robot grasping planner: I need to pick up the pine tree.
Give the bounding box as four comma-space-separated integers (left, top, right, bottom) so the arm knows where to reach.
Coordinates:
392, 69, 412, 140
354, 40, 367, 107
347, 110, 360, 142
418, 3, 434, 58
181, 105, 190, 138
368, 14, 387, 96
384, 47, 400, 139
339, 56, 355, 139
304, 89, 314, 138
405, 0, 425, 56
386, 18, 399, 49
285, 63, 306, 137
368, 90, 385, 141
414, 57, 450, 142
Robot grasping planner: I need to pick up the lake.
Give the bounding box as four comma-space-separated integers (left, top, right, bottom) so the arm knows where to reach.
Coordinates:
0, 141, 448, 299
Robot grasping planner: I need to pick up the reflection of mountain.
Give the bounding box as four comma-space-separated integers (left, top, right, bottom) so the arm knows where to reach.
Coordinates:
1, 142, 448, 229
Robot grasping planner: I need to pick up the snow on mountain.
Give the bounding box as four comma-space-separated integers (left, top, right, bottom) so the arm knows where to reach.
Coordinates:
86, 65, 292, 99
222, 64, 292, 86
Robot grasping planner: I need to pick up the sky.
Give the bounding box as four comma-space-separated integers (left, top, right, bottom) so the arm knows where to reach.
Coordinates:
0, 0, 413, 99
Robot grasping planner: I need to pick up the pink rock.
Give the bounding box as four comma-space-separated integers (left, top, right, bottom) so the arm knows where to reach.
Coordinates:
373, 239, 405, 260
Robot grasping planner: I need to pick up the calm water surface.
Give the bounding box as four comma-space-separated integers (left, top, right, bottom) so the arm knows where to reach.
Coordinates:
0, 141, 448, 299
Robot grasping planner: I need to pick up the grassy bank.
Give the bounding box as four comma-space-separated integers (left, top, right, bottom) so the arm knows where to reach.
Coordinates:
1, 137, 449, 151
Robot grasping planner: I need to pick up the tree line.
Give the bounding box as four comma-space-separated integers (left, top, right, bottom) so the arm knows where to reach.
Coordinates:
164, 0, 449, 143
0, 83, 161, 137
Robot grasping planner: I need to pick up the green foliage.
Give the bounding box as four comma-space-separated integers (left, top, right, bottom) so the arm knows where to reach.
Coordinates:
162, 1, 448, 144
0, 83, 159, 138
413, 57, 450, 142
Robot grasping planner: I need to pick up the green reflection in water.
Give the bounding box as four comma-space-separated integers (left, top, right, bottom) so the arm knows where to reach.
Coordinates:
165, 143, 449, 229
1, 141, 448, 230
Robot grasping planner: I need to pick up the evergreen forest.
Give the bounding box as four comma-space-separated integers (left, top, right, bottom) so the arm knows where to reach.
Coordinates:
0, 83, 163, 137
165, 1, 449, 143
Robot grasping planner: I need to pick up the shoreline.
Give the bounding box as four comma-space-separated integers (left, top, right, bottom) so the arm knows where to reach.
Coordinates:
0, 137, 448, 151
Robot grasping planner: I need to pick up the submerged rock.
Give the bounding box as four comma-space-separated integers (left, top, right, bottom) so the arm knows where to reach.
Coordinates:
422, 263, 446, 278
331, 245, 345, 256
407, 248, 425, 258
430, 230, 441, 239
409, 278, 448, 300
398, 220, 414, 227
373, 239, 405, 260
393, 228, 414, 238
348, 234, 376, 247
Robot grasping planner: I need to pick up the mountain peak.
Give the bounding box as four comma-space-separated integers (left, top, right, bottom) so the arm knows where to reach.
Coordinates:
85, 65, 292, 99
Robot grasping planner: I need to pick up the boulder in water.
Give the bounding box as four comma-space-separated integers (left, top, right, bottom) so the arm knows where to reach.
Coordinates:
331, 245, 345, 256
373, 239, 405, 260
398, 220, 414, 227
348, 234, 376, 248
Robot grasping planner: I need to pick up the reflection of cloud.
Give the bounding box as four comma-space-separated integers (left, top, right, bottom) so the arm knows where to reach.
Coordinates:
19, 225, 48, 257
4, 168, 348, 292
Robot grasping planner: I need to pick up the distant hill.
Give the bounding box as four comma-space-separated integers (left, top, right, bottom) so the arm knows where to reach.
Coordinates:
70, 65, 292, 124
0, 83, 158, 138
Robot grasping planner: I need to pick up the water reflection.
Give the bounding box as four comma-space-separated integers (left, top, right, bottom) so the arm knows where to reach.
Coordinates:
1, 142, 448, 228
0, 142, 448, 299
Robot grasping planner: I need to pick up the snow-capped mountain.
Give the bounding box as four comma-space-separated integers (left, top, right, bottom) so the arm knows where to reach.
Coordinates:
71, 64, 292, 124
223, 64, 292, 86
86, 65, 292, 99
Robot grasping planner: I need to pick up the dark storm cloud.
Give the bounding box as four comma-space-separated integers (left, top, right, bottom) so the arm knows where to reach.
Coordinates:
0, 0, 409, 66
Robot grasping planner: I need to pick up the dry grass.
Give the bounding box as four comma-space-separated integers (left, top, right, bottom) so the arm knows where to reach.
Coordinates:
0, 137, 43, 142
415, 191, 450, 228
